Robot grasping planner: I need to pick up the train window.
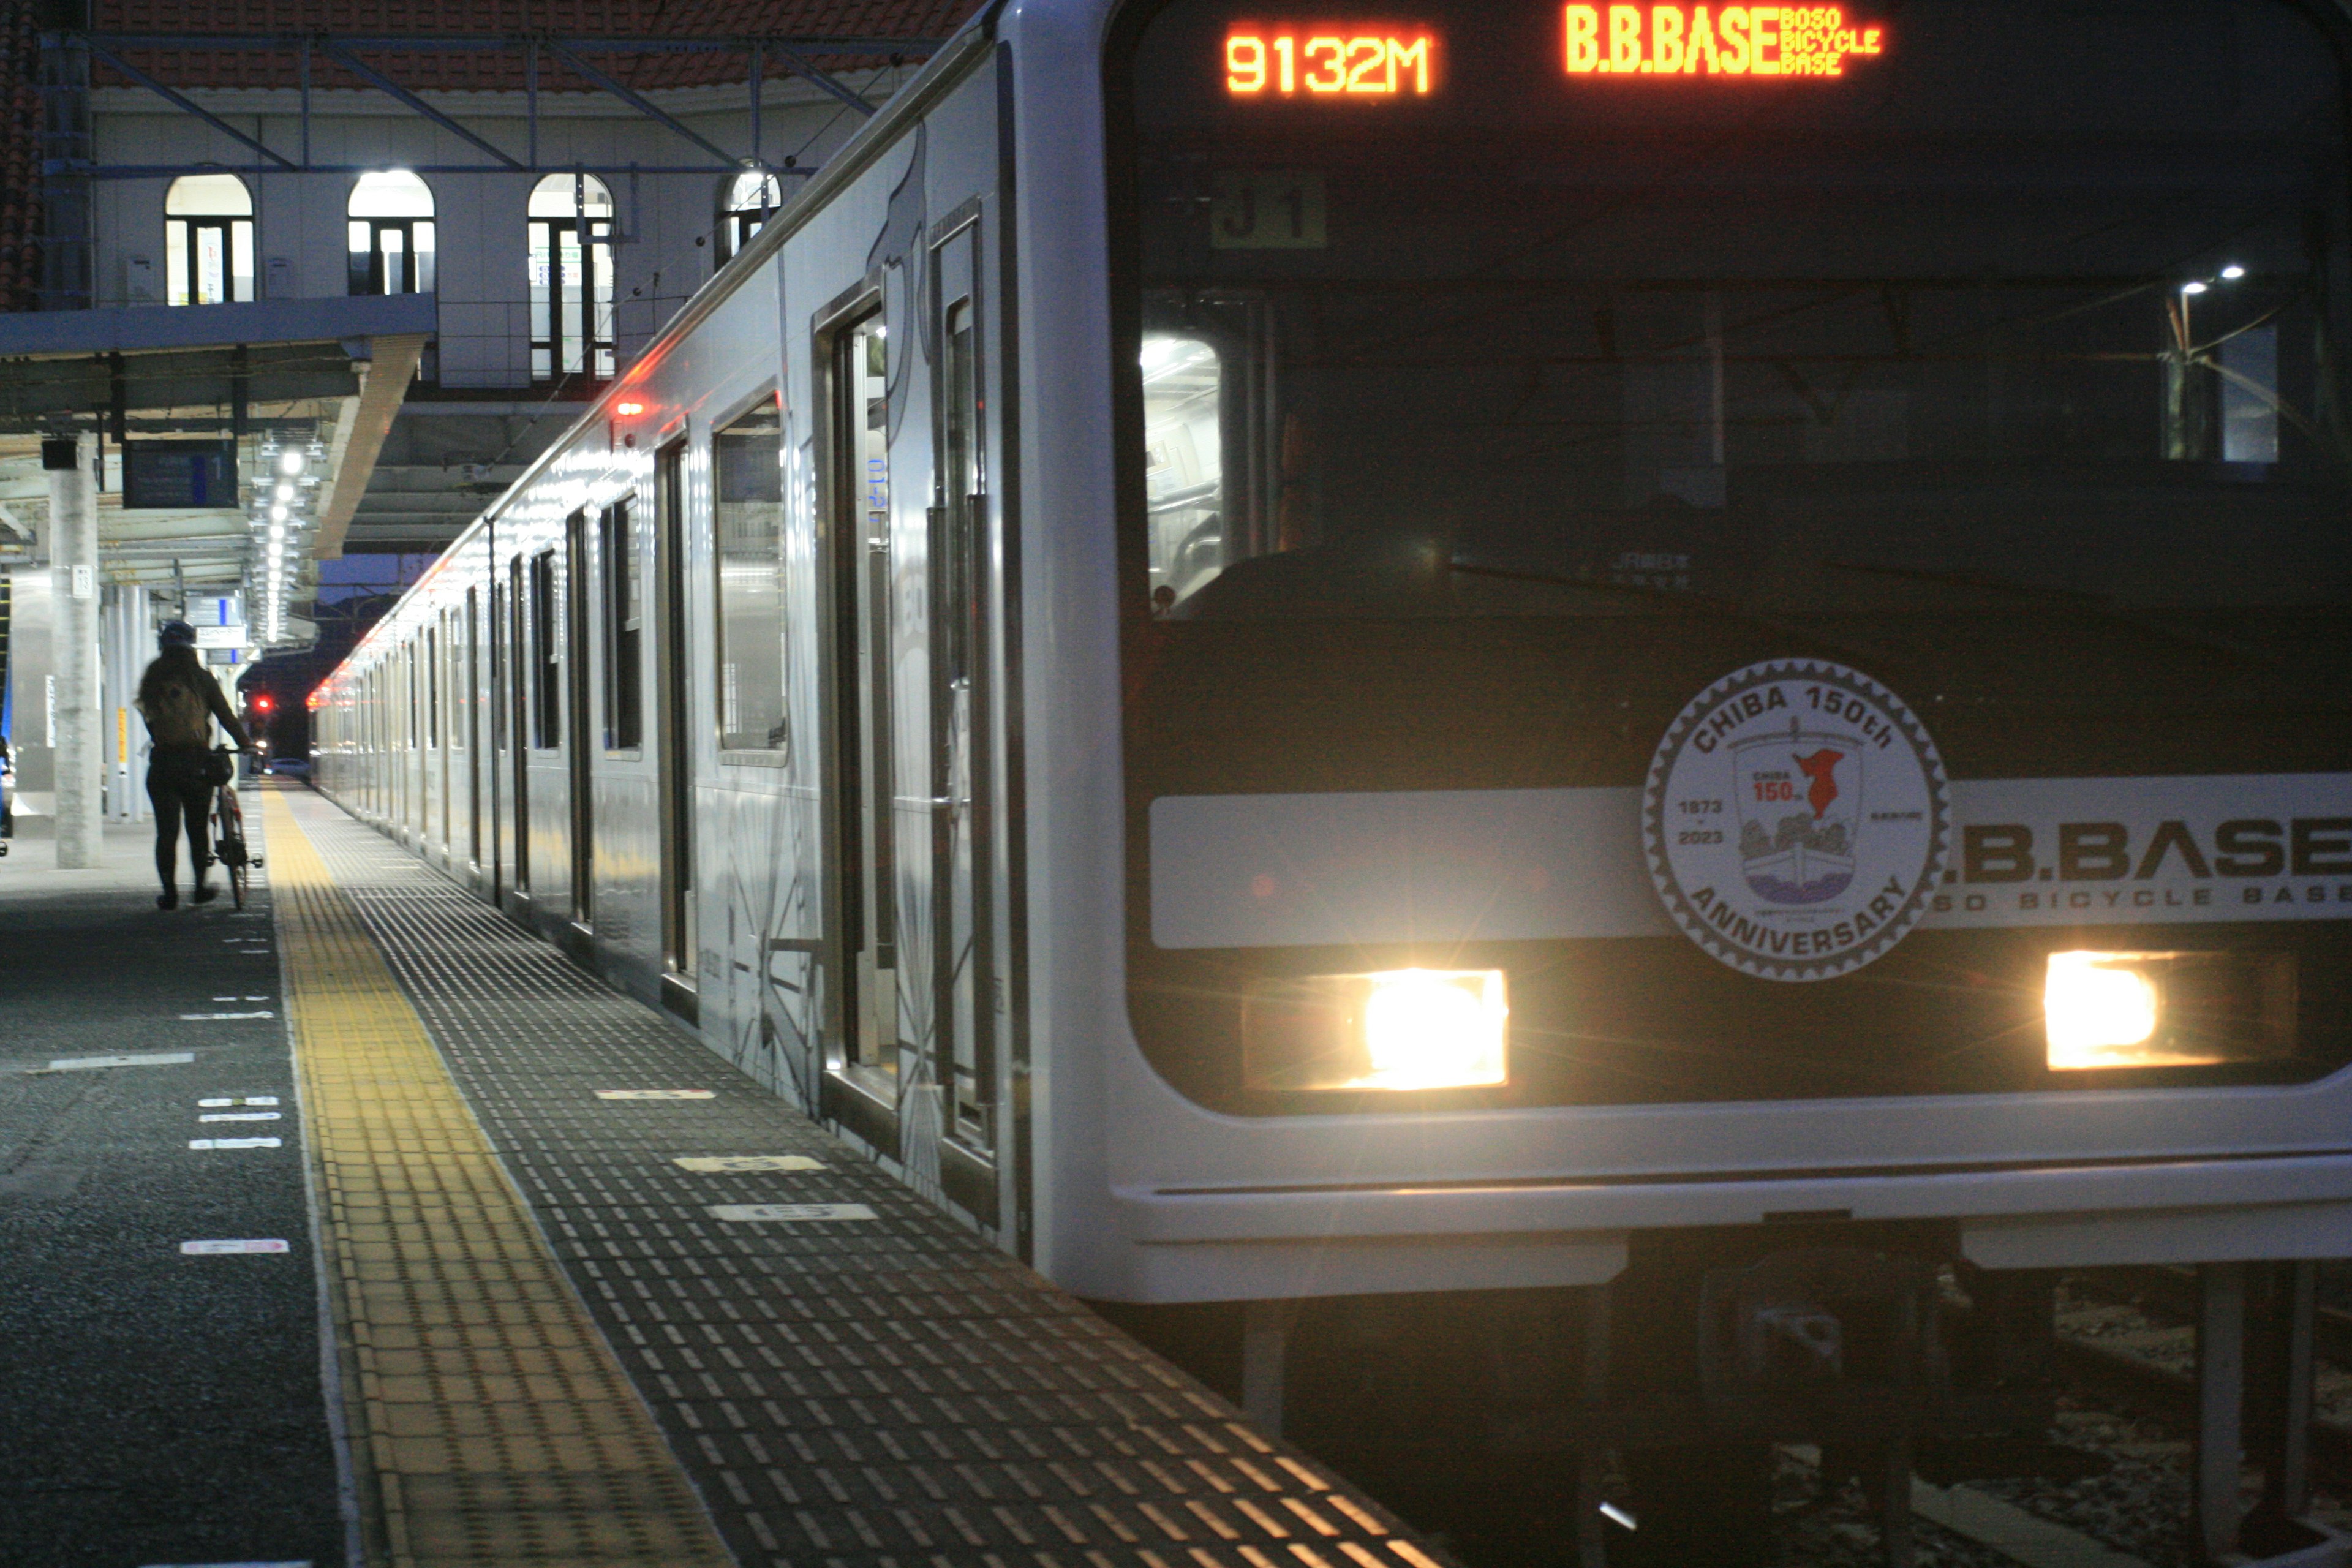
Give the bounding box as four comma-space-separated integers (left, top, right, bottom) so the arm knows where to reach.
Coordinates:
603, 497, 643, 750
530, 549, 560, 749
425, 625, 439, 747
715, 395, 786, 753
1142, 334, 1225, 612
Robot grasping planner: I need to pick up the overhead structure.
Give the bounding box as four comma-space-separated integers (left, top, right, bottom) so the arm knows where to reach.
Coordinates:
0, 292, 432, 648
47, 31, 952, 181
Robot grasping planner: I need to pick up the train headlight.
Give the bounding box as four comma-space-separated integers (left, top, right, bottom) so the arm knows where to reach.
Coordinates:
1242, 968, 1508, 1092
2045, 950, 2296, 1071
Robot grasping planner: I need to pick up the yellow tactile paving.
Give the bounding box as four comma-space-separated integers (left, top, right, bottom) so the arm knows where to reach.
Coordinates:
264, 790, 737, 1568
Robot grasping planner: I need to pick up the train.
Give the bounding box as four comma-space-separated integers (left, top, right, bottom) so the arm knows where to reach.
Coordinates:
312, 0, 2352, 1556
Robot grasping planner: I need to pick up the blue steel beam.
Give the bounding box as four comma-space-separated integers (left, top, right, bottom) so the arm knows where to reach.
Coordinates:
322, 44, 525, 169
542, 42, 739, 167
763, 43, 878, 116
84, 42, 296, 169
78, 34, 947, 55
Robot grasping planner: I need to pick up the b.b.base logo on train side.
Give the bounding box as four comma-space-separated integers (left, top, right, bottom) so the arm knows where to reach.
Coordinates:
1645, 661, 1951, 981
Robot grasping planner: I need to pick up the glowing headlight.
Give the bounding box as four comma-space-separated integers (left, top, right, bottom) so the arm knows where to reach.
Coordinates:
2045, 950, 2296, 1071
1243, 968, 1508, 1092
2044, 953, 2158, 1065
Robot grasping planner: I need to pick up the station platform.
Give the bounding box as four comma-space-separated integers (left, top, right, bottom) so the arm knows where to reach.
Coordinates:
0, 782, 1448, 1568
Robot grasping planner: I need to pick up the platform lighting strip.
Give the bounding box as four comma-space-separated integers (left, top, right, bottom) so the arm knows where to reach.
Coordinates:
249, 436, 323, 647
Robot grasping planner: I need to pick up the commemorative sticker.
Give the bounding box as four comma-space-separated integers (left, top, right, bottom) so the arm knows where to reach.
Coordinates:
1644, 660, 1950, 980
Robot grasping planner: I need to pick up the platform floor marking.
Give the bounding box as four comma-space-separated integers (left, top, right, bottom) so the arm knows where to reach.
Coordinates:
262, 791, 734, 1568
672, 1155, 824, 1173
48, 1052, 194, 1071
706, 1202, 875, 1223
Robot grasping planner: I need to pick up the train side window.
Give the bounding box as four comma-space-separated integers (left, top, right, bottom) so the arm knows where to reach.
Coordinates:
530, 549, 560, 749
425, 625, 439, 747
714, 393, 786, 754
602, 497, 643, 750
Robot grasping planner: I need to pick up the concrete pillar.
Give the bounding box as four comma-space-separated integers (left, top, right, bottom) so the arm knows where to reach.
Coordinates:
101, 584, 149, 822
44, 435, 100, 868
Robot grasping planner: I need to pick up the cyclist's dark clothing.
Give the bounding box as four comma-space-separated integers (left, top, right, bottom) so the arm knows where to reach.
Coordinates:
147, 746, 216, 889
135, 650, 251, 898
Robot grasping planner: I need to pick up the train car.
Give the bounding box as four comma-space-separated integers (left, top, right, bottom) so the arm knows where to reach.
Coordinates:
313, 0, 2352, 1555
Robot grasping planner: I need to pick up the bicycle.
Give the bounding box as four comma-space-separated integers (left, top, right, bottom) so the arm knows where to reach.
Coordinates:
206, 747, 262, 910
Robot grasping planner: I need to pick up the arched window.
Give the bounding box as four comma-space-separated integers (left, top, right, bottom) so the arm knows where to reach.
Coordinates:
164, 174, 253, 306
717, 170, 783, 269
528, 173, 616, 383
347, 171, 436, 295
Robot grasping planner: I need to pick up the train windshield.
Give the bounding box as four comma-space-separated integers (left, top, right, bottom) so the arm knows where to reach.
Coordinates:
1120, 0, 2352, 647
1117, 0, 2352, 1112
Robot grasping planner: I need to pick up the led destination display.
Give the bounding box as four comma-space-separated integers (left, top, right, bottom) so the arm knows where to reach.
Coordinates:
1219, 6, 1883, 100
1564, 3, 1886, 75
1225, 28, 1438, 95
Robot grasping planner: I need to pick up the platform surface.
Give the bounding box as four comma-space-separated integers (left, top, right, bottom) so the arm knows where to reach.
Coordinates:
265, 783, 1444, 1568
0, 805, 349, 1568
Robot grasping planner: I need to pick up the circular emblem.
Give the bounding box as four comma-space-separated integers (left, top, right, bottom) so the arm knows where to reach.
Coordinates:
1643, 660, 1950, 981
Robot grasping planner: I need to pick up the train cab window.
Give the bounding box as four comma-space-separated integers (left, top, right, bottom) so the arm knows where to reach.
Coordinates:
715, 396, 786, 754
530, 549, 560, 749
1142, 335, 1226, 612
603, 498, 644, 750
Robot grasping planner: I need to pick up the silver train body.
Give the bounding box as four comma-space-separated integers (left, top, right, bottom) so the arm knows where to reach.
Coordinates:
315, 0, 2352, 1318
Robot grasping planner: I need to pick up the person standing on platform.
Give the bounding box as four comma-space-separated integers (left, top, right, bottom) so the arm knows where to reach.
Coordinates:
135, 620, 251, 909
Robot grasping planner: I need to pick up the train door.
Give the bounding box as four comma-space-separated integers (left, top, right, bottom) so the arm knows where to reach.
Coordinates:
432, 616, 450, 860
566, 508, 594, 929
824, 301, 906, 1118
466, 586, 481, 873
509, 554, 532, 902
655, 437, 696, 1011
930, 220, 1000, 1211
490, 575, 511, 902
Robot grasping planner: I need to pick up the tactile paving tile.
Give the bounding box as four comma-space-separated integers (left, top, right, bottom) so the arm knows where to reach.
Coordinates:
262, 791, 736, 1568
275, 788, 1453, 1568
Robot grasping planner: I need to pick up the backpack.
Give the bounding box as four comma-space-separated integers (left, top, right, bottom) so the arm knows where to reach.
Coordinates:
140, 672, 213, 749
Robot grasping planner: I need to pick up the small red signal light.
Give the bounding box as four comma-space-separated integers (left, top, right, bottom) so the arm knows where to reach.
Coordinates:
254, 694, 274, 712
616, 400, 646, 417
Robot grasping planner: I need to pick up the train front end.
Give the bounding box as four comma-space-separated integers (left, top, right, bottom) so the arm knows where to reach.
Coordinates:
1067, 0, 2352, 1428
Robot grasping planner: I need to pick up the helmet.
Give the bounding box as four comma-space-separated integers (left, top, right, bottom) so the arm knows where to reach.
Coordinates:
157, 619, 197, 649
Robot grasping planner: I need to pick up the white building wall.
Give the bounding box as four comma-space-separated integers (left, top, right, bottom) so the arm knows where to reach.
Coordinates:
85, 75, 898, 389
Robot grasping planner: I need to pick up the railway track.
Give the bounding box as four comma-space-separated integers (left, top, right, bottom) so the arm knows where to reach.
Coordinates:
2054, 1267, 2352, 1480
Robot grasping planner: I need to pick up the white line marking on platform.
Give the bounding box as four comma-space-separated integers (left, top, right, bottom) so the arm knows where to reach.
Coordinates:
48, 1053, 194, 1071
180, 1011, 276, 1020
199, 1112, 282, 1123
675, 1156, 827, 1173
597, 1090, 715, 1100
179, 1239, 291, 1255
198, 1096, 280, 1108
189, 1138, 282, 1150
708, 1203, 876, 1223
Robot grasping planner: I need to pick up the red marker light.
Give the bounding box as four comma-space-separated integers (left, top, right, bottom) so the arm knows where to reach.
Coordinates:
616, 401, 646, 417
253, 695, 274, 712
